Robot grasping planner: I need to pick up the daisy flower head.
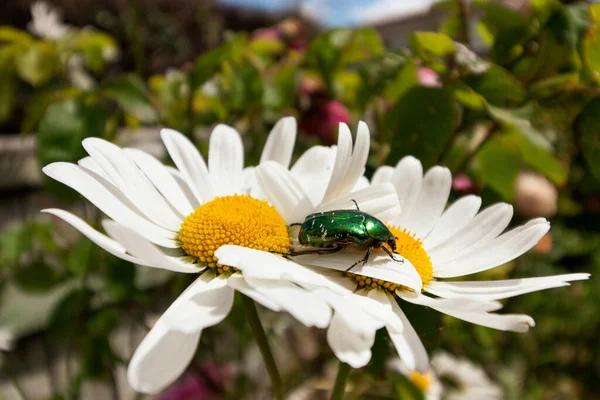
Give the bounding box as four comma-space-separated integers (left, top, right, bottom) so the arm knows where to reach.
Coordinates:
41, 117, 362, 394
259, 123, 590, 372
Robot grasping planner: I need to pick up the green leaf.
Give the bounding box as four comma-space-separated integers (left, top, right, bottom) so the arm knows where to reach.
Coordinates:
339, 28, 384, 65
409, 32, 456, 59
383, 58, 418, 103
466, 65, 525, 106
475, 137, 521, 200
13, 263, 59, 293
15, 42, 59, 86
21, 88, 80, 133
582, 4, 600, 84
578, 98, 600, 183
105, 256, 136, 301
38, 98, 106, 199
0, 27, 33, 44
75, 31, 118, 73
67, 238, 95, 277
487, 104, 552, 150
504, 129, 566, 185
0, 225, 33, 264
103, 74, 158, 123
47, 289, 93, 342
0, 75, 16, 124
387, 87, 459, 169
452, 82, 487, 110
191, 36, 244, 86
229, 62, 262, 111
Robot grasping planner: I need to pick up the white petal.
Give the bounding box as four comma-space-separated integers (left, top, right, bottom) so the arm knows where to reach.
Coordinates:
102, 220, 199, 273
127, 319, 200, 394
226, 274, 282, 311
161, 128, 213, 203
241, 167, 256, 195
43, 163, 178, 248
290, 145, 336, 205
209, 124, 244, 196
318, 183, 402, 222
78, 156, 111, 182
434, 219, 549, 278
166, 166, 200, 209
82, 138, 182, 231
423, 195, 481, 250
428, 203, 513, 266
353, 176, 370, 191
244, 278, 332, 328
388, 297, 429, 373
362, 290, 403, 331
296, 252, 422, 293
327, 312, 375, 368
395, 166, 451, 239
371, 166, 394, 185
397, 292, 502, 313
426, 273, 590, 301
391, 156, 423, 218
260, 117, 296, 168
321, 123, 353, 204
255, 161, 315, 224
162, 274, 234, 333
42, 209, 144, 265
125, 148, 194, 217
215, 246, 351, 294
400, 293, 535, 332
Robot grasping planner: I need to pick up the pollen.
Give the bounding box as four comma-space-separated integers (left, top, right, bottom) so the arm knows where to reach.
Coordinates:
410, 370, 433, 392
346, 224, 433, 293
178, 195, 291, 273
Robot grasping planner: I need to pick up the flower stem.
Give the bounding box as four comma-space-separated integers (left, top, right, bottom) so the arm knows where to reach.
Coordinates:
330, 361, 351, 400
240, 294, 284, 400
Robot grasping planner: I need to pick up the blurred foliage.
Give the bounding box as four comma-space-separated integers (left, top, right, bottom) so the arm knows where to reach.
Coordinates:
1, 0, 600, 399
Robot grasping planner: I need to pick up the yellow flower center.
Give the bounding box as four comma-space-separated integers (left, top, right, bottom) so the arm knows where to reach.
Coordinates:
178, 195, 291, 274
410, 370, 433, 393
346, 225, 433, 293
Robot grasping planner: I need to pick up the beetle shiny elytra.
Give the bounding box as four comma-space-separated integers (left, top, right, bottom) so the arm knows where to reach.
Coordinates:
290, 200, 403, 272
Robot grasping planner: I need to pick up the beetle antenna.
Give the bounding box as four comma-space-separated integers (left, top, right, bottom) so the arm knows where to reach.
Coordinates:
350, 199, 360, 211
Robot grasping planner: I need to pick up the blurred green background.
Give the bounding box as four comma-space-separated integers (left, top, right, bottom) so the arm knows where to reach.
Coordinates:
0, 0, 598, 399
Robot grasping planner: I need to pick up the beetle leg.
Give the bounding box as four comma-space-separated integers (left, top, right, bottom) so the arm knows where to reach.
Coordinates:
289, 245, 342, 257
289, 223, 302, 227
380, 245, 404, 264
350, 199, 360, 211
346, 246, 372, 272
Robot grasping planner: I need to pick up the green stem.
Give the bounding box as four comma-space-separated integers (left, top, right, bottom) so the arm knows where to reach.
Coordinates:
240, 295, 284, 400
330, 361, 351, 400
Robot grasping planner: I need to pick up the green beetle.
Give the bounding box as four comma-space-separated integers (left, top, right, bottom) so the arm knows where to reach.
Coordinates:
290, 200, 403, 271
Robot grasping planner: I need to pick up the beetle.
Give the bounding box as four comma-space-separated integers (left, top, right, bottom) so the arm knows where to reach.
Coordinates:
290, 200, 403, 271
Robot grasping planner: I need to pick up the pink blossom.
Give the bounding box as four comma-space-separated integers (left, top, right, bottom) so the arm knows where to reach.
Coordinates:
417, 67, 442, 88
301, 100, 351, 144
452, 173, 477, 193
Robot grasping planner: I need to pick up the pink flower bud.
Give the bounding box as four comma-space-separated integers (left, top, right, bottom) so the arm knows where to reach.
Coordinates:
514, 172, 558, 218
417, 67, 442, 88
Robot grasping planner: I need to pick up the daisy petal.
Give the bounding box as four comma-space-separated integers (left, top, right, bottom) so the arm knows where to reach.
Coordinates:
244, 278, 332, 328
162, 274, 234, 333
209, 124, 244, 196
82, 138, 182, 231
42, 208, 144, 265
255, 161, 314, 224
434, 220, 550, 278
260, 117, 296, 168
161, 128, 214, 203
318, 183, 402, 222
391, 156, 423, 218
371, 166, 394, 185
327, 312, 375, 368
397, 292, 502, 313
321, 123, 353, 204
330, 121, 370, 198
125, 148, 194, 217
426, 273, 590, 301
42, 163, 177, 248
396, 166, 451, 239
127, 319, 200, 394
215, 245, 352, 294
423, 195, 481, 250
428, 203, 513, 267
166, 166, 201, 209
102, 220, 199, 273
291, 146, 336, 205
388, 297, 429, 373
226, 274, 282, 311
78, 156, 111, 182
297, 253, 423, 293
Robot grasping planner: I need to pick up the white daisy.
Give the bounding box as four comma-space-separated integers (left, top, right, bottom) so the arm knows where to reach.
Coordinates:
41, 117, 369, 394
257, 134, 590, 371
390, 351, 501, 400
28, 2, 71, 40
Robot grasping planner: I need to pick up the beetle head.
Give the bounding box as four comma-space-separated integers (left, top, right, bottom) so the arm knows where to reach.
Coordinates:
387, 237, 397, 252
